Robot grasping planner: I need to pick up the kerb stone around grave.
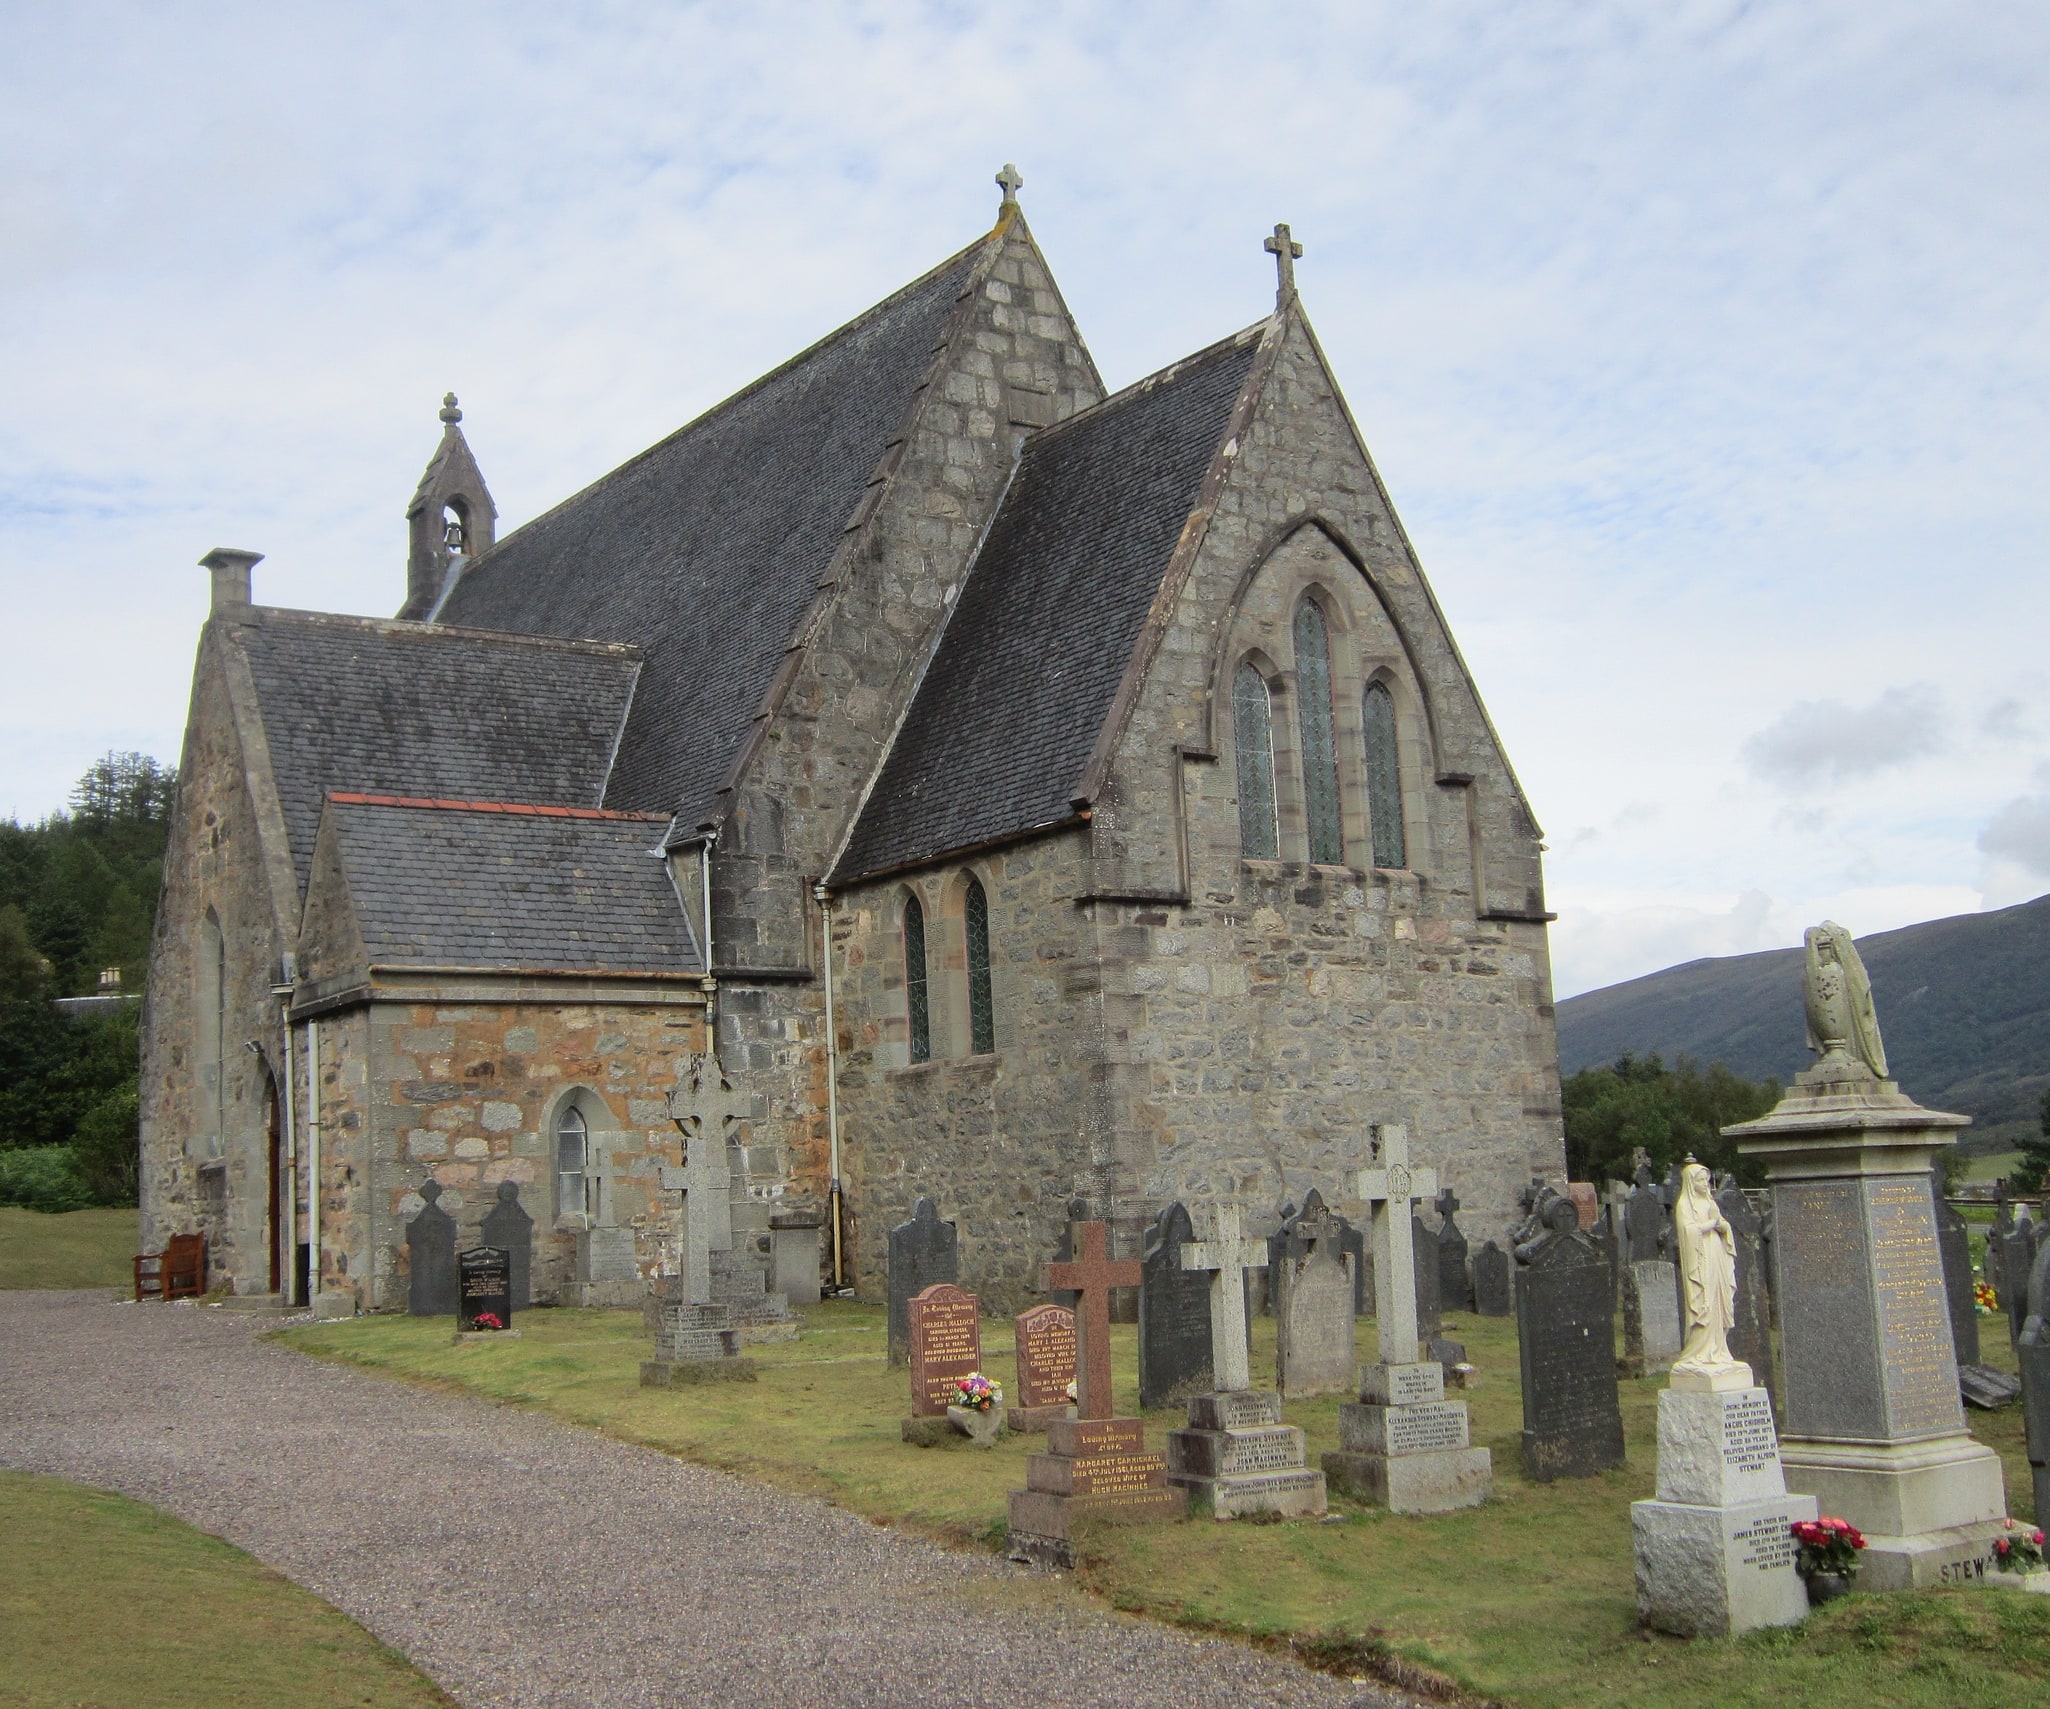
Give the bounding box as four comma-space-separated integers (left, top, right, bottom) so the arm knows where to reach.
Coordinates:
887, 1197, 959, 1366
1472, 1240, 1512, 1317
906, 1283, 982, 1419
1013, 1302, 1077, 1430
1138, 1202, 1212, 1410
479, 1181, 533, 1310
405, 1180, 458, 1316
1515, 1200, 1624, 1481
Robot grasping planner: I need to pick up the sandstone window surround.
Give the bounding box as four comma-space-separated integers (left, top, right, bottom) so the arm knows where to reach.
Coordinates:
964, 876, 995, 1057
555, 1104, 590, 1225
1363, 677, 1407, 871
903, 891, 932, 1065
1292, 596, 1345, 865
1231, 661, 1279, 860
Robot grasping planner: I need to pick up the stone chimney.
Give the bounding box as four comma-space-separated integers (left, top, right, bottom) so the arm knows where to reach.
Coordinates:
200, 547, 263, 611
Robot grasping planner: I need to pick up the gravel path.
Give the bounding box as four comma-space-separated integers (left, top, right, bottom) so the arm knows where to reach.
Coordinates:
0, 1291, 1403, 1709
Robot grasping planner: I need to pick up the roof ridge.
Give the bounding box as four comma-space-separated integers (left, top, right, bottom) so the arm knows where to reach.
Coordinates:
326, 791, 668, 822
1019, 318, 1271, 451
233, 605, 642, 659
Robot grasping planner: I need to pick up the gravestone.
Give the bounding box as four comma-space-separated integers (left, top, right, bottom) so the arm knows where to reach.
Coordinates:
886, 1197, 959, 1365
1412, 1214, 1443, 1338
1013, 1303, 1077, 1430
1986, 1186, 2013, 1306
1324, 1125, 1491, 1512
1048, 1196, 1088, 1309
457, 1245, 511, 1333
1624, 1164, 1665, 1265
1593, 1204, 1621, 1304
1139, 1202, 1213, 1410
479, 1181, 533, 1310
579, 1223, 639, 1292
662, 1052, 741, 1305
1336, 1211, 1369, 1316
1274, 1197, 1357, 1399
2021, 1245, 2050, 1521
1435, 1187, 1471, 1312
1716, 1178, 1774, 1413
1516, 1198, 1625, 1481
1566, 1181, 1598, 1230
906, 1283, 982, 1419
2004, 1224, 2037, 1361
1260, 1200, 1298, 1317
1620, 1258, 1683, 1378
405, 1180, 458, 1316
708, 1245, 797, 1340
769, 1209, 824, 1307
1007, 1222, 1185, 1566
1472, 1240, 1512, 1317
1929, 1168, 1979, 1370
1178, 1205, 1266, 1394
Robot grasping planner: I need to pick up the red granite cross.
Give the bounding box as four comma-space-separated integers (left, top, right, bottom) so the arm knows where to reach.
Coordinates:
1044, 1219, 1139, 1420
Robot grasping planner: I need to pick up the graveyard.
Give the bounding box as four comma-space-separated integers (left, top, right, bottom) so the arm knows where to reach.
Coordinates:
280, 1286, 2045, 1709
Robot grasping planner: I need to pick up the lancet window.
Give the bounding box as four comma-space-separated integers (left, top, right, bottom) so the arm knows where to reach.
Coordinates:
1233, 662, 1279, 860
1293, 599, 1343, 864
903, 893, 931, 1064
1363, 679, 1407, 870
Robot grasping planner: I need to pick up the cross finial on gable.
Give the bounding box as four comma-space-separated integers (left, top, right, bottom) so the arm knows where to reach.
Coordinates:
996, 162, 1023, 207
1264, 222, 1304, 307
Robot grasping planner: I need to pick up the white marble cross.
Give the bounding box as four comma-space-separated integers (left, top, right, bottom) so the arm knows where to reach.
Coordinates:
1355, 1123, 1438, 1367
663, 1054, 743, 1304
1181, 1205, 1268, 1393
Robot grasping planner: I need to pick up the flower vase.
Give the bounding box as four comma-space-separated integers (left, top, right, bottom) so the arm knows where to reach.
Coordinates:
1805, 1571, 1853, 1607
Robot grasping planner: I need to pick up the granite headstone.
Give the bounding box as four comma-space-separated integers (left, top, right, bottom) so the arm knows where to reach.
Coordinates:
887, 1197, 959, 1365
1274, 1198, 1356, 1399
1138, 1201, 1213, 1409
1014, 1302, 1077, 1421
1472, 1240, 1512, 1317
1434, 1187, 1471, 1312
1716, 1176, 1775, 1412
457, 1244, 511, 1332
479, 1181, 533, 1310
1624, 1164, 1665, 1265
1929, 1169, 1979, 1369
405, 1180, 458, 1317
907, 1283, 982, 1418
1516, 1199, 1625, 1481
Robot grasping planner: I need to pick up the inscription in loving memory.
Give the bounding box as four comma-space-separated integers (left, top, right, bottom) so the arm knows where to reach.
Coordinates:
1387, 1404, 1469, 1455
1226, 1434, 1304, 1473
1865, 1178, 1964, 1438
1722, 1393, 1781, 1479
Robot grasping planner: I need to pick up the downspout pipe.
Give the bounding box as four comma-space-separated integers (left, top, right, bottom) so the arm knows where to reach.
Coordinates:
306, 1016, 321, 1307
814, 884, 844, 1292
274, 972, 298, 1307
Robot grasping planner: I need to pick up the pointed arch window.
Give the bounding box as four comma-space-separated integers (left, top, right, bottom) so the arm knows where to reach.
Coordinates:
555, 1105, 591, 1221
1233, 664, 1279, 860
965, 877, 995, 1056
1363, 680, 1407, 869
1293, 599, 1344, 864
903, 894, 931, 1064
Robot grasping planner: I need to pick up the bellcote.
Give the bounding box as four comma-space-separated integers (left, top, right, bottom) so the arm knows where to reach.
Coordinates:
400, 393, 497, 621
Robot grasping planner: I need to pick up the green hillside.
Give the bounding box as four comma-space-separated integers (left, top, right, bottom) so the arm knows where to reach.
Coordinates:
1555, 894, 2050, 1151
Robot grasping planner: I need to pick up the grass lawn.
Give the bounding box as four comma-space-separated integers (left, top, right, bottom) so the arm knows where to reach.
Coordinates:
0, 1206, 136, 1290
280, 1299, 2048, 1709
1963, 1151, 2023, 1185
0, 1470, 454, 1709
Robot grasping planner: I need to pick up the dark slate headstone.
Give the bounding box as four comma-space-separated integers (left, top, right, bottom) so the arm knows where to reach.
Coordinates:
1473, 1240, 1512, 1316
1336, 1211, 1368, 1317
458, 1244, 511, 1332
1435, 1187, 1471, 1312
2005, 1228, 2037, 1361
887, 1197, 958, 1365
1138, 1201, 1212, 1409
1516, 1199, 1625, 1482
1048, 1196, 1088, 1309
1929, 1169, 1978, 1369
480, 1181, 534, 1310
1593, 1204, 1621, 1304
1986, 1186, 2013, 1306
1412, 1213, 1443, 1339
1717, 1177, 1775, 1412
1624, 1166, 1664, 1265
405, 1180, 458, 1317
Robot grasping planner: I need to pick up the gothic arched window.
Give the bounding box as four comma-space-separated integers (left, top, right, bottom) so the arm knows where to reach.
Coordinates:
1293, 598, 1344, 864
1233, 663, 1279, 860
965, 877, 995, 1056
903, 893, 931, 1064
1363, 680, 1407, 870
555, 1105, 590, 1221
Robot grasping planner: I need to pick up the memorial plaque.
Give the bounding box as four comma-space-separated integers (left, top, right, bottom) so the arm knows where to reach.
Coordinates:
1138, 1202, 1212, 1409
580, 1223, 638, 1284
887, 1197, 959, 1365
1338, 1400, 1471, 1456
1717, 1179, 1775, 1411
907, 1282, 981, 1417
479, 1181, 534, 1309
405, 1180, 458, 1317
1864, 1175, 1966, 1439
1516, 1213, 1625, 1481
457, 1244, 511, 1332
1472, 1240, 1512, 1317
1929, 1172, 1979, 1370
1774, 1178, 1885, 1441
1014, 1303, 1077, 1410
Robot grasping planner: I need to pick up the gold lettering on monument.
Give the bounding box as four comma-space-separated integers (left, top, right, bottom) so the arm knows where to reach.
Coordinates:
1864, 1178, 1963, 1438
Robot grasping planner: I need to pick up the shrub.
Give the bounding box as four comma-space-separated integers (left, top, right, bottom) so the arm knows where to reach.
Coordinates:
0, 1144, 93, 1213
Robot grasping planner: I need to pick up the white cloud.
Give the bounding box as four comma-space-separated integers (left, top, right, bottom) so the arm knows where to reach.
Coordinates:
1740, 685, 1947, 787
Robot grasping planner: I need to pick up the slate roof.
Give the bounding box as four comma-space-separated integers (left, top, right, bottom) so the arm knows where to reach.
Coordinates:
235, 611, 641, 894
322, 794, 701, 974
433, 241, 988, 823
834, 329, 1263, 882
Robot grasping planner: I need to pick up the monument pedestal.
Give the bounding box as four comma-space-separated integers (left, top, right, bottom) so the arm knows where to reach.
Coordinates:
1322, 1360, 1491, 1514
1166, 1390, 1327, 1519
640, 1299, 756, 1384
1730, 1063, 2014, 1591
1632, 1382, 1813, 1636
1006, 1417, 1187, 1567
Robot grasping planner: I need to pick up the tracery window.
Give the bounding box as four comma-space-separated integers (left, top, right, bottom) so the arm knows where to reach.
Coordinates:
555, 1105, 590, 1221
1363, 680, 1407, 870
1232, 663, 1279, 860
1293, 598, 1344, 864
965, 877, 995, 1055
903, 893, 931, 1064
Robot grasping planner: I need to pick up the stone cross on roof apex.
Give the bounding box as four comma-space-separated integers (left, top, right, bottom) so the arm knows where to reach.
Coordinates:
1264, 222, 1304, 306
996, 162, 1023, 206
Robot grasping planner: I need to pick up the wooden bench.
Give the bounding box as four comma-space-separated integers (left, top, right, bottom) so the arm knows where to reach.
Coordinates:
134, 1233, 207, 1301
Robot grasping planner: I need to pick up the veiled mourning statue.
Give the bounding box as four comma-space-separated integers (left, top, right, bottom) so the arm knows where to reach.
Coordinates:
1801, 920, 1887, 1079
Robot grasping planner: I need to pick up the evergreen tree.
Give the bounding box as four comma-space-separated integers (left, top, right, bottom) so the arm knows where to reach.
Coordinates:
2013, 1088, 2050, 1195
1562, 1052, 1782, 1187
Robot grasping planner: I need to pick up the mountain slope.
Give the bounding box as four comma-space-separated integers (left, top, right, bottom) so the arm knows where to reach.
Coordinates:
1555, 893, 2050, 1145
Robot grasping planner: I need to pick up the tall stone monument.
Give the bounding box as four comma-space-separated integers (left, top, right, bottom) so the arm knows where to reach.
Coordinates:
644, 1054, 754, 1380
1322, 1125, 1491, 1512
1631, 1161, 1815, 1636
1725, 921, 2008, 1589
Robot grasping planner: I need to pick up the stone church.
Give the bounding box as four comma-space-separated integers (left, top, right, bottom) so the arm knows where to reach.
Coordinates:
138, 172, 1566, 1314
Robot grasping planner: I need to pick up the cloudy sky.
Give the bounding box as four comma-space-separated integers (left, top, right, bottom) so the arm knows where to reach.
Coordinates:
4, 2, 2045, 997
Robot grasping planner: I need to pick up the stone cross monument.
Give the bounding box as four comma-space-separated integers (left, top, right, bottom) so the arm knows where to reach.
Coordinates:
662, 1054, 742, 1305
1045, 1220, 1138, 1420
1356, 1123, 1437, 1367
1180, 1204, 1266, 1394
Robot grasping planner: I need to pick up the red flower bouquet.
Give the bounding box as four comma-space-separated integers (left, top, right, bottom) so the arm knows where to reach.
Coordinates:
1792, 1516, 1866, 1579
1993, 1518, 2046, 1574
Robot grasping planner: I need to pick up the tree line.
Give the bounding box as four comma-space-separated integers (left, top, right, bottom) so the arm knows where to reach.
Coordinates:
0, 752, 173, 1210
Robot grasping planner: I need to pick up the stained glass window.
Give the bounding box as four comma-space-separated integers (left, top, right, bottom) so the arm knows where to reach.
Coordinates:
904, 893, 931, 1064
1233, 663, 1279, 859
965, 877, 995, 1055
1364, 680, 1407, 870
1293, 599, 1344, 864
556, 1105, 589, 1220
